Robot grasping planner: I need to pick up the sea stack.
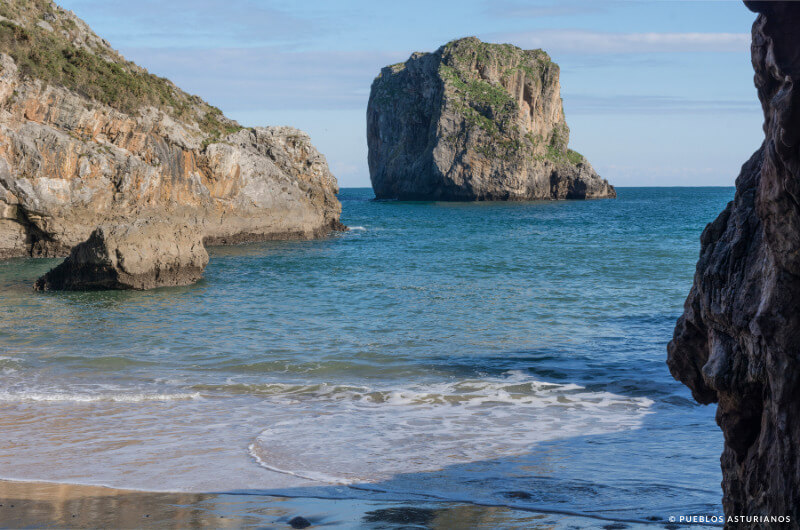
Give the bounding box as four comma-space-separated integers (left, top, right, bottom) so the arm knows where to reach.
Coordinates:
34, 220, 208, 291
0, 0, 343, 260
367, 37, 615, 201
668, 1, 800, 523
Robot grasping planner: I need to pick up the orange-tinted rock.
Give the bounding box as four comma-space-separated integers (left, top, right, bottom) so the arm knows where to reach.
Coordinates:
0, 2, 342, 259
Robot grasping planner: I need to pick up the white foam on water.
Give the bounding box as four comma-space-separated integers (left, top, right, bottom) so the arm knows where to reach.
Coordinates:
0, 371, 652, 494
0, 370, 203, 404
247, 443, 353, 485
348, 226, 367, 231
0, 356, 22, 373
0, 391, 201, 403
249, 371, 654, 484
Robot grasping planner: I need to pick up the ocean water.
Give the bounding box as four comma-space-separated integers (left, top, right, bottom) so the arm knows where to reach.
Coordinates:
0, 187, 733, 526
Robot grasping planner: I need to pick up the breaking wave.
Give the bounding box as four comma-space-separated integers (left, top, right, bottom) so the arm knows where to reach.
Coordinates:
0, 391, 201, 403
248, 371, 653, 484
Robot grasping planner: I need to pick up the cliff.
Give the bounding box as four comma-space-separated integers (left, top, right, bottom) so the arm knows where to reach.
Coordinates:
0, 0, 342, 259
367, 37, 615, 201
668, 1, 800, 524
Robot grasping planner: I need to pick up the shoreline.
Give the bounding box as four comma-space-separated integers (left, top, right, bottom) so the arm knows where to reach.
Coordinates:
0, 479, 615, 529
0, 478, 723, 529
0, 187, 728, 528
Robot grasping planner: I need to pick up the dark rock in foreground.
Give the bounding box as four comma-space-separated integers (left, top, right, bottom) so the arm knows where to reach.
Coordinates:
34, 220, 208, 291
367, 37, 615, 201
288, 516, 312, 529
668, 1, 800, 524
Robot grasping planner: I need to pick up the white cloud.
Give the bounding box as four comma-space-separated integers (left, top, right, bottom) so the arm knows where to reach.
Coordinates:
484, 29, 749, 54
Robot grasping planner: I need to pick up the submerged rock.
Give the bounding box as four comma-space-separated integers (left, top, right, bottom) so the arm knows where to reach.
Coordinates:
0, 0, 342, 259
367, 37, 615, 201
288, 516, 312, 529
668, 1, 800, 523
34, 220, 208, 290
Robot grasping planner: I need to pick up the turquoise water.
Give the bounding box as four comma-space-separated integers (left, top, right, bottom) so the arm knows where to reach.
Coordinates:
0, 187, 732, 525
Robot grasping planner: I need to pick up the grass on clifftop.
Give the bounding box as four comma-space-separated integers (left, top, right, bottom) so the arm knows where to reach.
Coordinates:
443, 38, 553, 73
0, 14, 241, 139
438, 39, 568, 158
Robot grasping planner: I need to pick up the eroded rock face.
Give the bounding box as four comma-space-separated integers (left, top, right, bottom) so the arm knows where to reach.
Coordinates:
668, 2, 800, 522
367, 37, 615, 201
0, 1, 342, 259
34, 220, 208, 290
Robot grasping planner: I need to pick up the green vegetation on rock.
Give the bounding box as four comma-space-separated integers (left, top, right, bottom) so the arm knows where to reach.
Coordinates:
437, 39, 565, 162
367, 36, 614, 200
0, 2, 241, 139
442, 66, 514, 108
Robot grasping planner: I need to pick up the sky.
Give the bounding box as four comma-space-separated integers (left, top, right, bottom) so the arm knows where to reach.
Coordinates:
57, 0, 763, 188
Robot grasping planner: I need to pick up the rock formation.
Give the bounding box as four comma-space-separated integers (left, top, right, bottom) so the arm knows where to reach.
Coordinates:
668, 1, 800, 523
34, 219, 208, 290
367, 37, 615, 201
0, 0, 343, 260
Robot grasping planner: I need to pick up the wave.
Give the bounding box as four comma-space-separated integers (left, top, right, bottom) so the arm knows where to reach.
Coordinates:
248, 371, 654, 485
47, 355, 159, 368
348, 226, 367, 231
196, 376, 652, 409
0, 391, 201, 403
0, 355, 23, 374
247, 444, 353, 484
0, 355, 23, 365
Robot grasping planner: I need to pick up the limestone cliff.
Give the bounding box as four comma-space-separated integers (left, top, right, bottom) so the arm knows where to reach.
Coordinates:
0, 0, 342, 259
668, 1, 800, 524
367, 37, 615, 201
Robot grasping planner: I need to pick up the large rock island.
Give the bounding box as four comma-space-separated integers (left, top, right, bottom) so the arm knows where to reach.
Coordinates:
367, 37, 614, 201
0, 0, 343, 260
668, 1, 800, 524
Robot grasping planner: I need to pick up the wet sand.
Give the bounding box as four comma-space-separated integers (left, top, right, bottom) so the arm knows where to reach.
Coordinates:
0, 479, 608, 529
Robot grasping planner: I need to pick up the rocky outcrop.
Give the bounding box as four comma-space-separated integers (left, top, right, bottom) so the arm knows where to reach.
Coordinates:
34, 219, 208, 290
0, 0, 342, 259
367, 37, 615, 201
667, 1, 800, 524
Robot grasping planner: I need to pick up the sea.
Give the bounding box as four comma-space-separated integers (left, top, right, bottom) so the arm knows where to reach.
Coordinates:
0, 187, 734, 527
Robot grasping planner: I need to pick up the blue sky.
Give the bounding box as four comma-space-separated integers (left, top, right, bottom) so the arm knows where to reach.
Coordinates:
58, 0, 762, 187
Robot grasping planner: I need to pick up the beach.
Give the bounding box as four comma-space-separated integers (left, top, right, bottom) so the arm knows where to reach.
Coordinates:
0, 188, 730, 526
0, 479, 627, 529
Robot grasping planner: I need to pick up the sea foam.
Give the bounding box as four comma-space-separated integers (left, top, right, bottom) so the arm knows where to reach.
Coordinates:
0, 391, 201, 403
248, 371, 653, 484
